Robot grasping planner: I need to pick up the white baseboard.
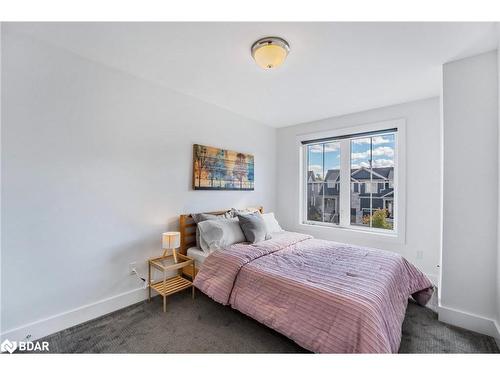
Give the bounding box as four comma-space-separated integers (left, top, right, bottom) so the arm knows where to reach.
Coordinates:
0, 287, 148, 342
438, 304, 500, 339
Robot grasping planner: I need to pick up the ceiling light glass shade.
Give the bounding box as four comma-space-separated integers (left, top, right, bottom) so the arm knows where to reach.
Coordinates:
251, 37, 290, 69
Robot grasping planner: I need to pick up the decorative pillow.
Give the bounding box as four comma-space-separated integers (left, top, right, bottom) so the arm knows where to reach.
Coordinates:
237, 212, 269, 243
191, 212, 232, 223
197, 218, 246, 252
230, 207, 261, 217
262, 212, 284, 234
191, 211, 232, 248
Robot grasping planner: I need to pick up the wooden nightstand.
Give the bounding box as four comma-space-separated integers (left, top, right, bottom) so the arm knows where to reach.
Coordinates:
148, 253, 195, 312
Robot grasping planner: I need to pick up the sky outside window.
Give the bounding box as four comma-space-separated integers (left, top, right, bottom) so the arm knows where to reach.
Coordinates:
351, 135, 395, 169
308, 143, 341, 179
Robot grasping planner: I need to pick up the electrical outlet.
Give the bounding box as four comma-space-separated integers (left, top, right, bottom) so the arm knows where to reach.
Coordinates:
129, 262, 137, 275
416, 251, 424, 260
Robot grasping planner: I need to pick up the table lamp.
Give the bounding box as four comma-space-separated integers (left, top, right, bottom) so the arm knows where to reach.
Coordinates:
162, 231, 181, 261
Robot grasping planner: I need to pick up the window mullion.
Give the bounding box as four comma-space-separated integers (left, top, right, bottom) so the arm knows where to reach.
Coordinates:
322, 143, 325, 222
339, 139, 350, 227
369, 136, 373, 228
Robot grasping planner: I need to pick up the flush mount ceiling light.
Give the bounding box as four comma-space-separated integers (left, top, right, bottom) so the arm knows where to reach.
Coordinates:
251, 37, 290, 69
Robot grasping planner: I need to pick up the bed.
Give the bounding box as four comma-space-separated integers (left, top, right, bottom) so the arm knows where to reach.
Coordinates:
178, 207, 264, 277
179, 208, 433, 353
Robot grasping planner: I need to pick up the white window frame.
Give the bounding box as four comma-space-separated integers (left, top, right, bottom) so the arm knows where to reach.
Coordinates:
298, 118, 406, 241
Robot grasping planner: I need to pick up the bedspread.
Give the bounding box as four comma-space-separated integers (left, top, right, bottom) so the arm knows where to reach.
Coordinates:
193, 232, 433, 353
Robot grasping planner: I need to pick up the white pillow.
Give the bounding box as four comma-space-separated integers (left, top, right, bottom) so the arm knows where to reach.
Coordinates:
197, 218, 246, 252
262, 212, 284, 234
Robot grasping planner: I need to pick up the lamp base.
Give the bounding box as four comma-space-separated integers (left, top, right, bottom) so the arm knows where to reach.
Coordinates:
162, 248, 179, 263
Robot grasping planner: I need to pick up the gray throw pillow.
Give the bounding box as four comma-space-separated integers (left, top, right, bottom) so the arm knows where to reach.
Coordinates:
197, 218, 246, 252
237, 212, 269, 243
191, 212, 232, 248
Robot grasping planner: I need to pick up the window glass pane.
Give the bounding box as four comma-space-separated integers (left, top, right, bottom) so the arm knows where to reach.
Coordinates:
350, 134, 395, 230
375, 134, 395, 230
350, 137, 371, 227
307, 144, 323, 222
323, 142, 340, 224
306, 142, 340, 224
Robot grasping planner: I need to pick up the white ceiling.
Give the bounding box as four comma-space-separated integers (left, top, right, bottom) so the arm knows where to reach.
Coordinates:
7, 22, 500, 127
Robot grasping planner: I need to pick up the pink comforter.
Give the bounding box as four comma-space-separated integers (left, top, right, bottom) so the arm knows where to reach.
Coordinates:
193, 232, 433, 353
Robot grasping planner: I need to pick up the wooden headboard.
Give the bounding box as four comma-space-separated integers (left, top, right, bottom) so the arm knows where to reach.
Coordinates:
179, 206, 263, 255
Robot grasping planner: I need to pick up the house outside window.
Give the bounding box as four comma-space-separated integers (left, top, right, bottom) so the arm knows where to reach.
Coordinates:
301, 119, 404, 236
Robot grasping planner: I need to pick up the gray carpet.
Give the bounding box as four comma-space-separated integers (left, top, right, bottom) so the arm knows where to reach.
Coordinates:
39, 290, 499, 353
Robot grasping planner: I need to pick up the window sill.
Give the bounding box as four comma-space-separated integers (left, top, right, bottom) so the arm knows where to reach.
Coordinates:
299, 222, 404, 243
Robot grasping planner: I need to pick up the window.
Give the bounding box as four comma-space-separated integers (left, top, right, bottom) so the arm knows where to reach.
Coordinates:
350, 133, 395, 230
306, 142, 341, 224
302, 123, 401, 235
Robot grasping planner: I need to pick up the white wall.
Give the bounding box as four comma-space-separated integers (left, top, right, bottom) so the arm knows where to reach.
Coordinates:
441, 50, 499, 338
0, 23, 3, 340
497, 45, 500, 342
1, 29, 276, 340
275, 97, 442, 284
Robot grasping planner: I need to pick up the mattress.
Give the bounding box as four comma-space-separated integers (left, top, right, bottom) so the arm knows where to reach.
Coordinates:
186, 247, 208, 267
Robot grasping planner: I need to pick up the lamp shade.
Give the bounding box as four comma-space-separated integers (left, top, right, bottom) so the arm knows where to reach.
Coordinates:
162, 232, 180, 249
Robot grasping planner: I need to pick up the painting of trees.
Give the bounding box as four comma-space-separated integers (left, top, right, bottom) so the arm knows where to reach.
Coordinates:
192, 144, 254, 190
247, 157, 254, 182
213, 148, 227, 187
232, 153, 248, 189
193, 145, 209, 188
